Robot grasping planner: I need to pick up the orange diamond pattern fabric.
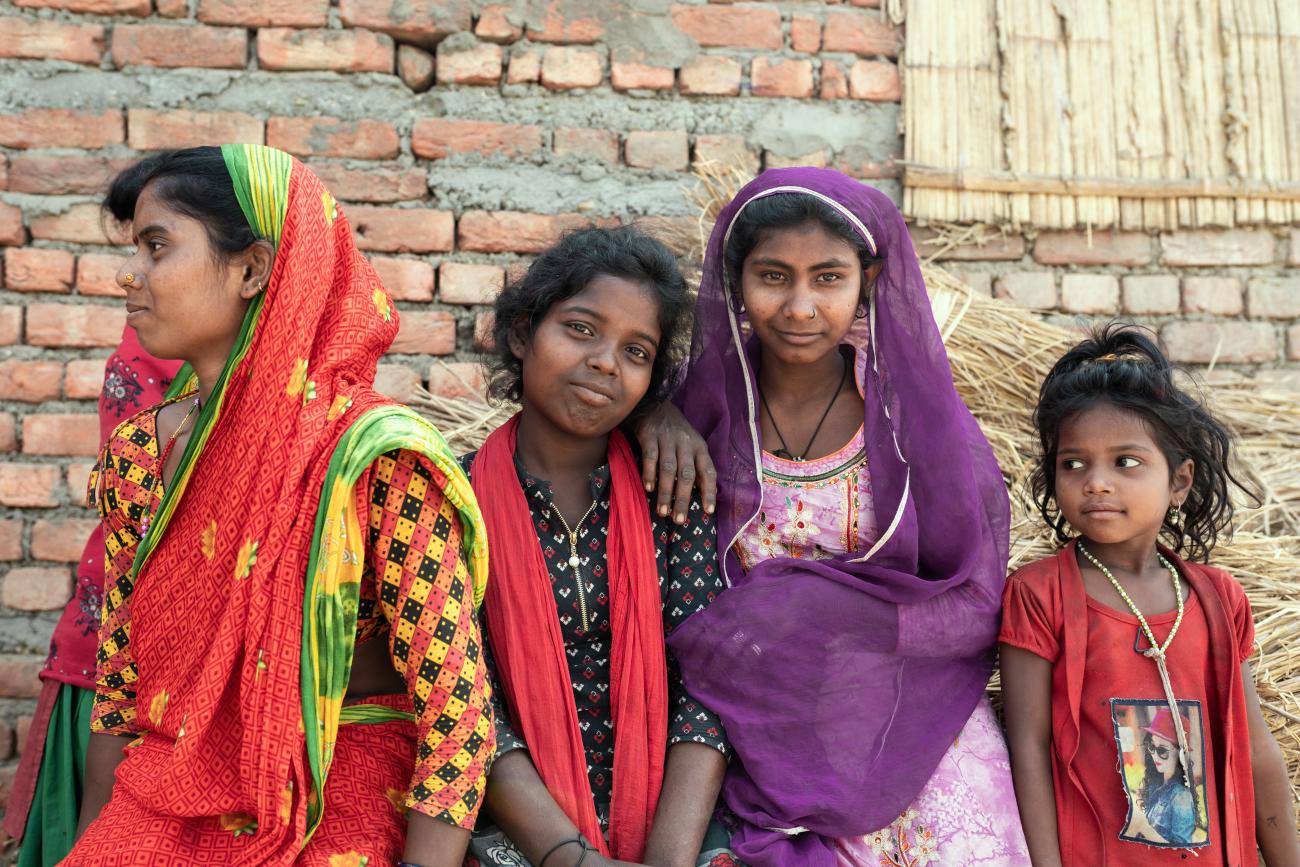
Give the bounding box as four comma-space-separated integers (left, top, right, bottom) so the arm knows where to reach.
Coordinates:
65, 146, 491, 866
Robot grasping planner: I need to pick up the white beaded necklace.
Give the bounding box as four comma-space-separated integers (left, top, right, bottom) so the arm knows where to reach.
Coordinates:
1078, 541, 1195, 795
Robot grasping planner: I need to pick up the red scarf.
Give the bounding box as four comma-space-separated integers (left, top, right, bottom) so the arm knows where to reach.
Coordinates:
472, 415, 667, 860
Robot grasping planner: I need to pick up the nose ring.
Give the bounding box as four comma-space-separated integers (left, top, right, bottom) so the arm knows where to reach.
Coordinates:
123, 274, 135, 285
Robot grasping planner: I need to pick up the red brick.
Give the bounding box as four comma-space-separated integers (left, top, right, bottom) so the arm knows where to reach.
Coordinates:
541, 47, 602, 90
0, 17, 104, 65
848, 60, 900, 101
370, 257, 435, 302
611, 60, 674, 92
993, 271, 1056, 310
258, 28, 393, 73
128, 109, 262, 151
157, 0, 187, 15
507, 49, 542, 84
267, 117, 399, 160
1059, 274, 1119, 314
474, 310, 495, 351
390, 311, 456, 355
112, 23, 247, 69
439, 262, 502, 305
679, 56, 742, 96
310, 163, 426, 204
411, 119, 543, 161
791, 14, 821, 52
349, 207, 454, 253
436, 39, 503, 85
1161, 321, 1277, 364
1033, 230, 1152, 266
0, 521, 20, 562
1160, 229, 1275, 267
30, 203, 126, 246
0, 415, 14, 454
0, 307, 21, 346
1182, 276, 1243, 316
16, 0, 147, 10
66, 463, 93, 506
24, 303, 126, 348
909, 227, 1026, 261
427, 361, 486, 401
553, 128, 619, 165
751, 57, 814, 99
65, 358, 108, 400
2, 566, 71, 611
458, 210, 591, 254
398, 45, 436, 93
820, 60, 848, 100
764, 149, 829, 170
0, 109, 124, 150
22, 414, 100, 457
693, 134, 758, 174
526, 0, 603, 43
625, 130, 689, 172
476, 4, 522, 43
943, 267, 993, 297
0, 157, 7, 192
338, 0, 472, 47
4, 249, 74, 294
6, 155, 134, 196
822, 10, 901, 56
198, 0, 328, 27
76, 254, 128, 297
0, 658, 46, 698
1245, 277, 1300, 319
0, 204, 22, 247
31, 519, 99, 562
671, 4, 781, 50
374, 363, 422, 402
1120, 275, 1179, 315
1288, 325, 1300, 362
0, 464, 61, 508
0, 361, 63, 403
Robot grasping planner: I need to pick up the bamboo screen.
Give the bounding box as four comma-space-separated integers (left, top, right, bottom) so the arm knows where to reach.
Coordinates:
900, 0, 1300, 229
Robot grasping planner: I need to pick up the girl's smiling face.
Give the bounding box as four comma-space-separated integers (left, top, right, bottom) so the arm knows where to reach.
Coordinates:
511, 273, 663, 441
738, 220, 867, 367
1053, 402, 1193, 548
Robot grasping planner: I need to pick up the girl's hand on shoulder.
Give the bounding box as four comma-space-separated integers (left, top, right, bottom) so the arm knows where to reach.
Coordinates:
631, 403, 716, 525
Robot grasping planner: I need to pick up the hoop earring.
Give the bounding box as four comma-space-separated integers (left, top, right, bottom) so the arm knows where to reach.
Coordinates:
1167, 503, 1183, 533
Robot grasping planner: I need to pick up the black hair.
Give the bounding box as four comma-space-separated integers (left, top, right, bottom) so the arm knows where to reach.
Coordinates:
723, 192, 881, 302
1031, 323, 1254, 562
486, 225, 691, 419
104, 147, 257, 259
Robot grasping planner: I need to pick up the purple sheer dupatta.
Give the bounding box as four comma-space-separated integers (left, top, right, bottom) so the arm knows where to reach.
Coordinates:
666, 169, 1011, 866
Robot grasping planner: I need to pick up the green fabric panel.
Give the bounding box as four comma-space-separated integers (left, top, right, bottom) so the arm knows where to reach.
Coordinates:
17, 684, 93, 867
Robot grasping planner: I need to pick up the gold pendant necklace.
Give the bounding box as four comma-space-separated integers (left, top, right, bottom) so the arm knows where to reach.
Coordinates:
1078, 542, 1194, 794
552, 499, 599, 632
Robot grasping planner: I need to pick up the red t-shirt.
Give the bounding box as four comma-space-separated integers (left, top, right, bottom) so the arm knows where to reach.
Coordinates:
1001, 546, 1255, 866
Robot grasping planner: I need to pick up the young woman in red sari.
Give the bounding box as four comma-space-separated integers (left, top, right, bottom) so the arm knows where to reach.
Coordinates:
66, 145, 494, 867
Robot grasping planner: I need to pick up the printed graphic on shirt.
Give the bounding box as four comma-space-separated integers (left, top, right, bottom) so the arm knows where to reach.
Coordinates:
1111, 698, 1209, 849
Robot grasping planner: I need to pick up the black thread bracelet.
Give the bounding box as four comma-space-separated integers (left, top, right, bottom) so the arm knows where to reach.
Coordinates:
538, 835, 592, 867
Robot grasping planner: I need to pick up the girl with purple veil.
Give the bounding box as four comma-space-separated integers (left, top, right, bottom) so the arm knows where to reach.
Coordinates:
658, 168, 1031, 866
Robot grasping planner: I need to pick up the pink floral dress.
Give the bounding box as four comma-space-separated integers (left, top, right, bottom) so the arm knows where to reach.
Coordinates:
734, 351, 1031, 867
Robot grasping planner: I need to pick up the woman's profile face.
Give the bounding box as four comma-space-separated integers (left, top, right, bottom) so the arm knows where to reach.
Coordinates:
117, 182, 258, 362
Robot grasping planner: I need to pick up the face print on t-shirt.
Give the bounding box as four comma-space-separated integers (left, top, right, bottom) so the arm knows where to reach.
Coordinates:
1111, 698, 1210, 849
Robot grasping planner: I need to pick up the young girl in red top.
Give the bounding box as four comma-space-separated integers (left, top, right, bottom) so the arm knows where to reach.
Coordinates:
1000, 324, 1300, 866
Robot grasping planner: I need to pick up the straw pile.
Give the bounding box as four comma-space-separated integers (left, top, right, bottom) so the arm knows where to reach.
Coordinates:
404, 165, 1300, 798
900, 0, 1300, 229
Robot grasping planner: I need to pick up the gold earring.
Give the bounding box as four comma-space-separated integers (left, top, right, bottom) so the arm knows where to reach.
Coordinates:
1167, 503, 1182, 525
123, 274, 135, 285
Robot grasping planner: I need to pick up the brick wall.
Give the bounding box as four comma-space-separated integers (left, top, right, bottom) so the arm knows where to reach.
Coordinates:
0, 0, 1296, 805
